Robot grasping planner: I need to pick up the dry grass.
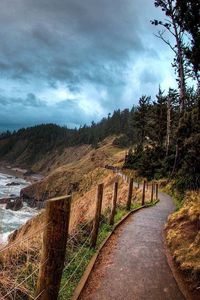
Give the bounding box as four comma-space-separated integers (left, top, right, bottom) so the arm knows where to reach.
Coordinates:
20, 137, 127, 202
0, 212, 45, 298
0, 236, 42, 299
0, 137, 154, 298
166, 191, 200, 290
0, 173, 153, 298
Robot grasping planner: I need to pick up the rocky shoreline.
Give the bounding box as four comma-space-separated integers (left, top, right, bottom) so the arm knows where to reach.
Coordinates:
0, 163, 43, 184
0, 163, 44, 210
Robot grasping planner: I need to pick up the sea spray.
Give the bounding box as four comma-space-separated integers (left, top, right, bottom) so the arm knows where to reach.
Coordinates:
0, 172, 38, 243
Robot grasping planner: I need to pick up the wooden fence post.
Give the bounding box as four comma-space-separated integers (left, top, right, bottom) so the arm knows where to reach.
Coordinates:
90, 183, 104, 248
36, 195, 71, 300
151, 183, 154, 202
126, 178, 134, 210
109, 181, 118, 225
156, 183, 159, 200
142, 180, 146, 206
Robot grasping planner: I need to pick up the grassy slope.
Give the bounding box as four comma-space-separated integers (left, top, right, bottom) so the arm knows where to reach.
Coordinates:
5, 137, 128, 242
165, 191, 200, 292
20, 137, 126, 201
0, 137, 156, 298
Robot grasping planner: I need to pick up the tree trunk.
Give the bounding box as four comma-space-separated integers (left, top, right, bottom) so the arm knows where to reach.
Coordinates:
197, 80, 200, 120
178, 48, 186, 114
166, 96, 171, 156
168, 0, 186, 114
171, 144, 179, 177
168, 0, 186, 176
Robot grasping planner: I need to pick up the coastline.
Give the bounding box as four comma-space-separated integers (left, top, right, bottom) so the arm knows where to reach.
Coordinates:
0, 163, 43, 184
0, 165, 26, 178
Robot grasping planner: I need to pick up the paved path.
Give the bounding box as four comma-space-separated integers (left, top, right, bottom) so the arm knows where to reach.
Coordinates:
80, 192, 185, 300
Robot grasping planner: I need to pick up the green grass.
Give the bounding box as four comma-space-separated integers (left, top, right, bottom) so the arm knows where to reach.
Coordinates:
114, 208, 128, 223
59, 245, 95, 300
58, 220, 113, 300
96, 222, 113, 246
58, 207, 137, 299
162, 183, 184, 210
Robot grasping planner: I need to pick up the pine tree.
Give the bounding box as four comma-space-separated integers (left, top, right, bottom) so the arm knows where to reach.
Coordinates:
149, 87, 167, 146
134, 96, 151, 146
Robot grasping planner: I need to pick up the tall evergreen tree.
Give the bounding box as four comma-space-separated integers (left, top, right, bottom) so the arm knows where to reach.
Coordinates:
176, 0, 200, 80
149, 87, 167, 146
134, 96, 151, 146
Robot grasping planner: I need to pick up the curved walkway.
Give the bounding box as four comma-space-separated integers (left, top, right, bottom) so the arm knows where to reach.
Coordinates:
79, 192, 185, 300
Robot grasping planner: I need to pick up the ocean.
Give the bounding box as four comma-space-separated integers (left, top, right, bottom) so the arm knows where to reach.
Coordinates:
0, 172, 38, 243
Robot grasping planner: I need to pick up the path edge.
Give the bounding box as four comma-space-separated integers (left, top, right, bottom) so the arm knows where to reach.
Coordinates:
163, 230, 200, 300
72, 200, 159, 300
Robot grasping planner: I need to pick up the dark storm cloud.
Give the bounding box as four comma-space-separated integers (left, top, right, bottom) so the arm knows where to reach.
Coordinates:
0, 0, 150, 85
0, 0, 175, 130
0, 94, 92, 131
0, 93, 45, 108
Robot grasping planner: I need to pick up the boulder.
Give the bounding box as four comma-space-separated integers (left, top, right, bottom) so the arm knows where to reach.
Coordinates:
0, 197, 10, 204
6, 182, 21, 186
6, 197, 23, 211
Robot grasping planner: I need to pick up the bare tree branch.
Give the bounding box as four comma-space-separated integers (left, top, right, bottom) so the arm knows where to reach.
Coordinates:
158, 22, 176, 38
154, 31, 177, 54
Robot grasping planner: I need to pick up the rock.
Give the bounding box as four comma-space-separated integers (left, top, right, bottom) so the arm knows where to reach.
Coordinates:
6, 182, 21, 186
24, 170, 34, 176
0, 197, 10, 204
24, 198, 45, 209
10, 194, 17, 197
6, 197, 23, 211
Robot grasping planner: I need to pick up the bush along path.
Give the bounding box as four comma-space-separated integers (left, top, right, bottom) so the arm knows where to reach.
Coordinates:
79, 191, 185, 300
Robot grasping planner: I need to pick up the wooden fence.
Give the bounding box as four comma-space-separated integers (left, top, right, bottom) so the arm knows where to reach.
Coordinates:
0, 175, 159, 300
35, 178, 159, 300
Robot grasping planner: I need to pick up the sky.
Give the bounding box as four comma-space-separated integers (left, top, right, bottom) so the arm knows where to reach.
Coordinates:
0, 0, 177, 132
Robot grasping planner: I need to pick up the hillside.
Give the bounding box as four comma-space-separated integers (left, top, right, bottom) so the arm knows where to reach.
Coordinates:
19, 137, 126, 204
0, 124, 68, 170
0, 109, 134, 172
0, 137, 154, 299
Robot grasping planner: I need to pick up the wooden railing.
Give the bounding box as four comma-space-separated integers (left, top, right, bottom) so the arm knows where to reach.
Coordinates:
35, 178, 159, 299
0, 177, 159, 300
